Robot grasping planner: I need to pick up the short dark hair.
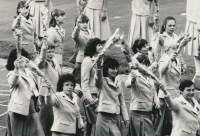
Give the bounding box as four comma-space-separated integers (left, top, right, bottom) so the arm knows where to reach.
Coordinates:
57, 73, 76, 92
6, 48, 29, 71
136, 54, 150, 66
179, 80, 194, 92
49, 9, 65, 27
103, 57, 119, 77
131, 39, 148, 54
84, 38, 106, 58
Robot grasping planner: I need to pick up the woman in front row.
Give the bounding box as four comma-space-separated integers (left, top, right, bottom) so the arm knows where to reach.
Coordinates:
95, 58, 129, 136
125, 54, 160, 136
160, 80, 200, 136
45, 73, 84, 136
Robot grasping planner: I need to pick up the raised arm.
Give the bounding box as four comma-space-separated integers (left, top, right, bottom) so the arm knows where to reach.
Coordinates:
35, 42, 48, 69
72, 25, 80, 43
160, 85, 180, 112
7, 70, 19, 88
45, 88, 59, 107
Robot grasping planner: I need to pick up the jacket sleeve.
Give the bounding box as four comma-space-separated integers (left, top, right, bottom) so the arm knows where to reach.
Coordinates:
81, 60, 94, 103
45, 93, 60, 107
72, 26, 80, 43
119, 82, 129, 121
164, 95, 180, 112
7, 70, 19, 88
35, 45, 47, 69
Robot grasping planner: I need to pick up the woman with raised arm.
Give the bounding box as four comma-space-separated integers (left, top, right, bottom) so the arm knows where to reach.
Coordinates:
12, 1, 40, 54
81, 38, 105, 136
47, 9, 66, 66
160, 80, 200, 136
125, 54, 159, 136
154, 40, 187, 136
95, 57, 129, 136
83, 0, 111, 40
72, 14, 94, 85
35, 42, 62, 136
5, 48, 45, 136
156, 16, 179, 60
45, 73, 84, 136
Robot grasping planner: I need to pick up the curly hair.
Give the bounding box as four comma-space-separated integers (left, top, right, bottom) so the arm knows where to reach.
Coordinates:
84, 38, 106, 58
6, 48, 30, 71
57, 73, 76, 92
103, 57, 119, 77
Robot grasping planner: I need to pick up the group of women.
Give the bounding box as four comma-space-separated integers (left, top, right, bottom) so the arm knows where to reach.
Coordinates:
4, 0, 200, 136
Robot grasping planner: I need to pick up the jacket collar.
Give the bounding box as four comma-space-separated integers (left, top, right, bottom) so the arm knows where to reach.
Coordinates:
55, 25, 65, 40
46, 58, 62, 76
21, 15, 33, 25
60, 92, 74, 104
105, 77, 121, 89
19, 68, 39, 90
178, 95, 200, 114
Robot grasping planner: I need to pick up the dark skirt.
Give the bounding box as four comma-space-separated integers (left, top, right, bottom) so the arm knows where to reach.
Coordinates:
153, 98, 172, 136
6, 97, 45, 136
129, 110, 156, 136
95, 112, 122, 136
83, 94, 98, 136
39, 96, 54, 136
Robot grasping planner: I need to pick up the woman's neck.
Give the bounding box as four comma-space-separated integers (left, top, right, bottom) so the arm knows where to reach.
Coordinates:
108, 76, 115, 82
65, 92, 73, 100
166, 32, 174, 37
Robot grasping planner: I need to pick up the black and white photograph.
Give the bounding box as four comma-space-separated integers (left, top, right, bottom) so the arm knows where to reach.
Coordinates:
0, 0, 200, 136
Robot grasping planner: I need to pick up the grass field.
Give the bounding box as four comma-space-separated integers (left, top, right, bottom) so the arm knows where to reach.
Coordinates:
0, 0, 197, 135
